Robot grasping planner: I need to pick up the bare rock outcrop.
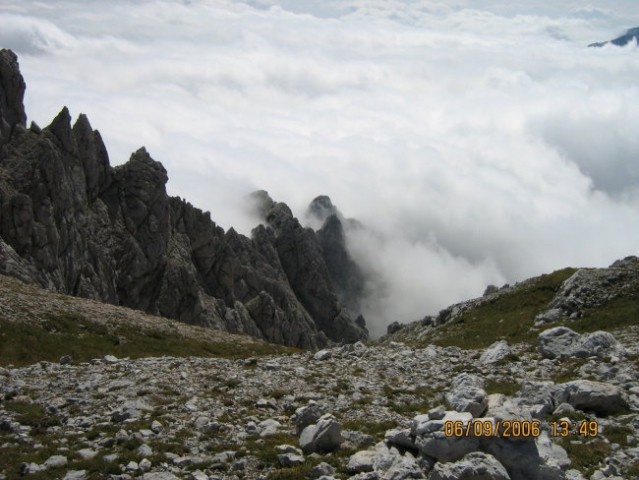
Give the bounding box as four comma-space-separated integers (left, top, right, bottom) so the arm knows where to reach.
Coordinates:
0, 49, 366, 349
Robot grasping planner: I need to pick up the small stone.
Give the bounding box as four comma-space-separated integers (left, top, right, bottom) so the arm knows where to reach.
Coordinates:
77, 449, 98, 460
191, 470, 208, 480
278, 452, 305, 467
138, 443, 153, 457
150, 420, 164, 434
44, 455, 68, 469
63, 471, 87, 480
103, 355, 119, 365
139, 458, 152, 472
311, 462, 336, 477
313, 349, 332, 361
59, 355, 72, 365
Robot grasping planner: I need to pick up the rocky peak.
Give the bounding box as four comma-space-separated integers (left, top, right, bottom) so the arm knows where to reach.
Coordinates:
0, 49, 27, 154
249, 193, 368, 343
45, 106, 77, 154
247, 189, 275, 218
72, 113, 111, 200
121, 147, 169, 186
308, 194, 338, 223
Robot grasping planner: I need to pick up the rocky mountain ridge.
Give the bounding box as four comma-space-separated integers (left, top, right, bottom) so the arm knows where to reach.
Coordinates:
0, 49, 366, 349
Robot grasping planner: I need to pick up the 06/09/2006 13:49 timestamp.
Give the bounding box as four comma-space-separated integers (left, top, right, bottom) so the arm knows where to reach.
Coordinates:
444, 419, 599, 438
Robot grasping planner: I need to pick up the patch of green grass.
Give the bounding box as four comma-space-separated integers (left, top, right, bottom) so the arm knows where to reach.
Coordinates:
3, 400, 60, 434
267, 458, 323, 480
551, 358, 589, 384
0, 311, 298, 367
388, 399, 432, 415
268, 388, 289, 399
557, 438, 610, 477
0, 441, 65, 479
246, 433, 299, 467
333, 379, 351, 394
484, 379, 521, 397
385, 384, 440, 416
342, 420, 396, 440
353, 396, 373, 406
626, 461, 639, 478
423, 268, 576, 350
70, 456, 122, 477
224, 378, 242, 389
602, 424, 633, 447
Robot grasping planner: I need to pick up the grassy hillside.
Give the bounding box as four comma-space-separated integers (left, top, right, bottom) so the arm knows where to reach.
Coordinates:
430, 268, 576, 349
402, 266, 638, 350
0, 275, 297, 367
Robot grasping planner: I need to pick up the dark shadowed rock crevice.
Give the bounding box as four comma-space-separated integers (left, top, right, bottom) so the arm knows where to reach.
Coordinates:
0, 49, 366, 349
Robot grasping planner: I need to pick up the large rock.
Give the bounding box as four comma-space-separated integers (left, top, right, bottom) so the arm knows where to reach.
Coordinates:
412, 411, 479, 462
481, 436, 566, 480
299, 414, 344, 454
538, 327, 620, 360
428, 451, 511, 480
292, 402, 326, 435
0, 50, 368, 349
445, 373, 488, 418
348, 442, 424, 479
480, 341, 512, 364
554, 380, 629, 416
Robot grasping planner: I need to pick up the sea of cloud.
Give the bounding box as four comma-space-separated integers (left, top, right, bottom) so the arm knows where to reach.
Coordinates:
1, 0, 638, 336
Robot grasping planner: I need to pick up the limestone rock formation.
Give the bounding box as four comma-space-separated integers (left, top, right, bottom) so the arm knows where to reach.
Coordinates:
538, 327, 620, 360
250, 191, 368, 343
0, 49, 26, 152
307, 195, 367, 318
0, 49, 367, 349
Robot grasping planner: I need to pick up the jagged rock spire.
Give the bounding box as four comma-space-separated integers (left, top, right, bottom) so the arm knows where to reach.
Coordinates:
0, 49, 27, 154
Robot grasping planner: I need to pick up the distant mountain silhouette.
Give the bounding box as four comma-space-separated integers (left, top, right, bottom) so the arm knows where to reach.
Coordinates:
589, 27, 639, 47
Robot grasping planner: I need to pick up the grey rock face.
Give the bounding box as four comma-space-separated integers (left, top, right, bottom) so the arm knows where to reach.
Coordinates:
299, 413, 344, 454
412, 411, 480, 462
428, 451, 511, 480
252, 191, 367, 343
445, 374, 488, 417
0, 50, 367, 349
545, 262, 639, 319
480, 340, 512, 364
308, 195, 367, 318
538, 327, 620, 360
554, 380, 629, 416
0, 50, 26, 152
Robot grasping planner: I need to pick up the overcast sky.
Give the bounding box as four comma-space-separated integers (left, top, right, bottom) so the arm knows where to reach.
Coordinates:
1, 1, 638, 336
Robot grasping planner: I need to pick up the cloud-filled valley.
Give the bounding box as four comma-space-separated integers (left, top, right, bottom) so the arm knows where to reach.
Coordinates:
1, 0, 638, 337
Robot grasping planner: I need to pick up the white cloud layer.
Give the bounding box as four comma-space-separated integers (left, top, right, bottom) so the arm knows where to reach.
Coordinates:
1, 0, 638, 336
